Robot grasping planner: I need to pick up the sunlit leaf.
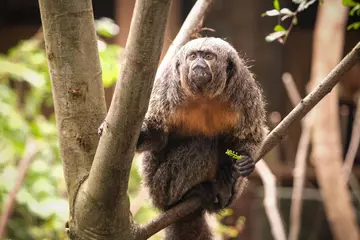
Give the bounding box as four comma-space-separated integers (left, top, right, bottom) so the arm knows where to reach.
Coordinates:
343, 0, 359, 7
0, 59, 45, 87
265, 31, 286, 42
280, 8, 293, 15
347, 21, 360, 30
350, 5, 360, 16
95, 17, 120, 38
261, 9, 280, 17
274, 24, 286, 32
273, 0, 280, 10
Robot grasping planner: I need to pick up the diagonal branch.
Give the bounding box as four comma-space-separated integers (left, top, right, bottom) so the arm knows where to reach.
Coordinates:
256, 41, 360, 162
0, 140, 38, 239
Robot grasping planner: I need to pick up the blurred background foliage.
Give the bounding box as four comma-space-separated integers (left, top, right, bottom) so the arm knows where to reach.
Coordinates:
0, 18, 159, 240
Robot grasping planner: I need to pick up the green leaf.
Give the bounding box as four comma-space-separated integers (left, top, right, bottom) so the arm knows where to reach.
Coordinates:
280, 8, 293, 15
261, 9, 280, 17
350, 5, 360, 16
265, 31, 286, 42
95, 17, 120, 38
273, 0, 280, 10
347, 21, 360, 30
343, 0, 358, 7
0, 58, 45, 87
274, 24, 286, 32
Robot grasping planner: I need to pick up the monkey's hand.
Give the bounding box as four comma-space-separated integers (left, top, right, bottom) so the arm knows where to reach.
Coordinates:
215, 154, 255, 209
136, 125, 168, 152
232, 154, 255, 178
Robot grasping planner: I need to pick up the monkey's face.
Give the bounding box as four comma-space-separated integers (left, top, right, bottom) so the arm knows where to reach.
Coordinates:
186, 51, 216, 89
176, 38, 237, 98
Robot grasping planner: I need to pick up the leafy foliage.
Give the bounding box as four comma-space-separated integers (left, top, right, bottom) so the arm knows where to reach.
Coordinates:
0, 18, 124, 240
263, 0, 359, 43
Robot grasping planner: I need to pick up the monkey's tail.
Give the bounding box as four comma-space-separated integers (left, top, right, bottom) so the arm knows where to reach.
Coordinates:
164, 209, 213, 240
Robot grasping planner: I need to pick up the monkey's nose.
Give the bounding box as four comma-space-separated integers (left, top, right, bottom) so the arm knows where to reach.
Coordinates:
192, 59, 208, 70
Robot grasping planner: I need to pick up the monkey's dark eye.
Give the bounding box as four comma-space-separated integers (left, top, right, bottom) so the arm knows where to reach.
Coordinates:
188, 53, 197, 61
204, 53, 215, 60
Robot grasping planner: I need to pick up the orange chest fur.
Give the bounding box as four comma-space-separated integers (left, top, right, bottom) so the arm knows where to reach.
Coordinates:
168, 98, 240, 137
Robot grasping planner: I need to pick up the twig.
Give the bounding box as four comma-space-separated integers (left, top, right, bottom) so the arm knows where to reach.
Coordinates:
0, 140, 37, 238
343, 95, 360, 182
141, 41, 360, 239
282, 72, 311, 240
256, 160, 286, 240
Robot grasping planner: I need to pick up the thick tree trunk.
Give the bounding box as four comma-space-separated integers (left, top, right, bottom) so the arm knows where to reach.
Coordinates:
38, 0, 107, 221
309, 1, 359, 240
39, 0, 172, 239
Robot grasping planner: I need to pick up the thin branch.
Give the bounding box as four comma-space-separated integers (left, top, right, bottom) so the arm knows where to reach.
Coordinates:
282, 72, 311, 240
343, 95, 360, 181
282, 73, 302, 107
156, 0, 215, 79
256, 160, 286, 240
256, 41, 360, 162
140, 198, 201, 239
0, 140, 37, 238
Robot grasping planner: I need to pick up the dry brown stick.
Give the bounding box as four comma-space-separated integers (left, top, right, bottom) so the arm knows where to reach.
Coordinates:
140, 41, 360, 239
256, 160, 286, 240
343, 95, 360, 181
282, 72, 311, 240
0, 140, 37, 238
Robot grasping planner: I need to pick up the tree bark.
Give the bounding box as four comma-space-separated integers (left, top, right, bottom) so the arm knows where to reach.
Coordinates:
39, 0, 172, 239
38, 0, 107, 223
309, 1, 359, 240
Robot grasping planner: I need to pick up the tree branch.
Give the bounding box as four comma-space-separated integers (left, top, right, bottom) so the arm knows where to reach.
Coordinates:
0, 140, 37, 238
156, 0, 215, 79
282, 73, 311, 240
72, 0, 172, 238
38, 0, 107, 219
256, 160, 286, 240
256, 41, 360, 162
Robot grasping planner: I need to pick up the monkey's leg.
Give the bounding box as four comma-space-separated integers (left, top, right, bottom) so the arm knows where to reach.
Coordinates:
165, 209, 213, 240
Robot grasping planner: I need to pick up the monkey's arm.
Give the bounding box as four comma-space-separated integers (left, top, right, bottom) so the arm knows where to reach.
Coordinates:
136, 119, 168, 152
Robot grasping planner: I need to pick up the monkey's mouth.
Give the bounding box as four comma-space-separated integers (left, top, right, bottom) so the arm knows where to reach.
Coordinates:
189, 68, 212, 86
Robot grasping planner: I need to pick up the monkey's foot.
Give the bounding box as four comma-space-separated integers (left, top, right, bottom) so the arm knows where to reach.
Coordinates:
184, 181, 218, 209
233, 155, 255, 178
